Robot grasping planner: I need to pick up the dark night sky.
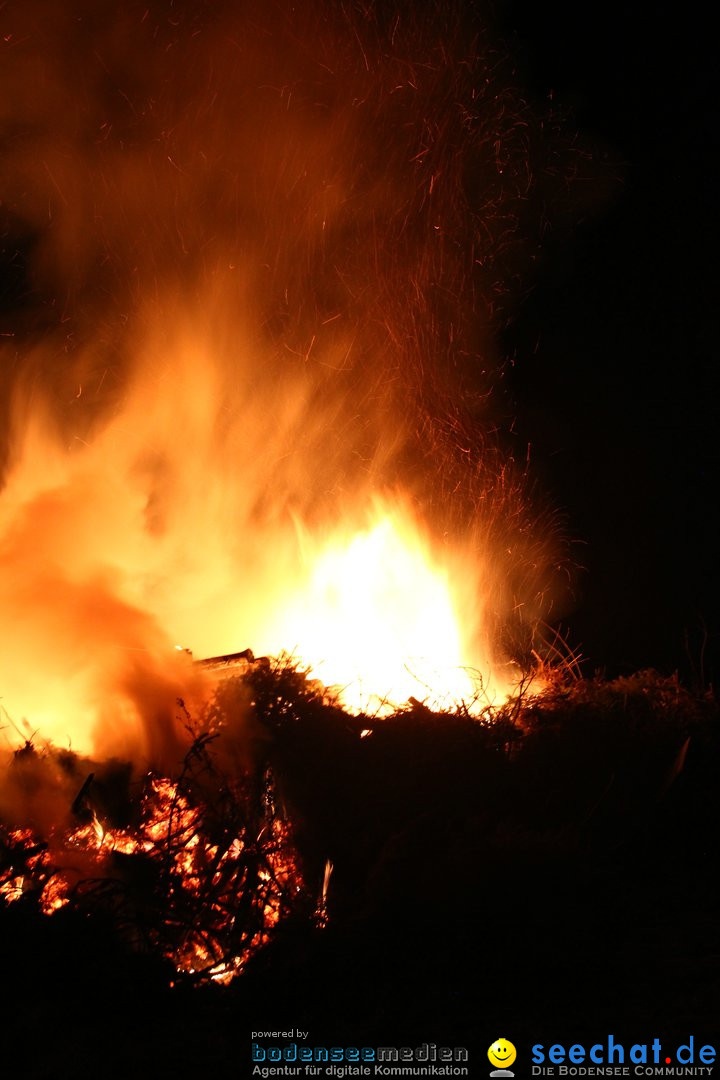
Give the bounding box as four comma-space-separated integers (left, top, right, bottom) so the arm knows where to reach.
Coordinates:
499, 0, 720, 683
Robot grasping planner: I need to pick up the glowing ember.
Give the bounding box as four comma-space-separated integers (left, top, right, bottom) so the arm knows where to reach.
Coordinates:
315, 858, 334, 929
0, 738, 305, 985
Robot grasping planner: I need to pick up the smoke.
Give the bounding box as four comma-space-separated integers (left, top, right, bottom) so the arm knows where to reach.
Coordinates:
0, 0, 572, 766
2, 0, 547, 444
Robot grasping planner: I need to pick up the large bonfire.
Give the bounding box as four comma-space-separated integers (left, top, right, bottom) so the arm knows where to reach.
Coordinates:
0, 0, 574, 984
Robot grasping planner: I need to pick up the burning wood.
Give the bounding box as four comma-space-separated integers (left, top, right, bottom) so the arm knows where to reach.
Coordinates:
2, 663, 711, 996
196, 648, 257, 677
0, 691, 309, 985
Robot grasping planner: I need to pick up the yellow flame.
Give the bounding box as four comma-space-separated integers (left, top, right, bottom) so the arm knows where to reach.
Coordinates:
263, 507, 499, 713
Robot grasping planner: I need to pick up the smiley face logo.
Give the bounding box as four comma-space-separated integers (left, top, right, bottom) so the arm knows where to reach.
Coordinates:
488, 1038, 517, 1072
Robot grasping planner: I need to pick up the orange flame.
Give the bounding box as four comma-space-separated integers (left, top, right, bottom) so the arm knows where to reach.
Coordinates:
0, 336, 511, 757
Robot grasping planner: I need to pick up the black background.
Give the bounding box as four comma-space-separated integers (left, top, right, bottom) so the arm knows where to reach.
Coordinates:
498, 0, 720, 684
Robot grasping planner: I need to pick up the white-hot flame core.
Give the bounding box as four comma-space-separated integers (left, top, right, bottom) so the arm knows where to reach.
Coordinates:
266, 512, 488, 713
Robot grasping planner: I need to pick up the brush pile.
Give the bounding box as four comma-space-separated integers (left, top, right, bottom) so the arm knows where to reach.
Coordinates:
0, 671, 307, 986
1, 659, 719, 1025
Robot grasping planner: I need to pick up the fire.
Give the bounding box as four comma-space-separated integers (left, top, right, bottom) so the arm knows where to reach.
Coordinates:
268, 505, 497, 713
0, 0, 558, 762
0, 742, 304, 984
0, 0, 561, 984
0, 336, 509, 757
